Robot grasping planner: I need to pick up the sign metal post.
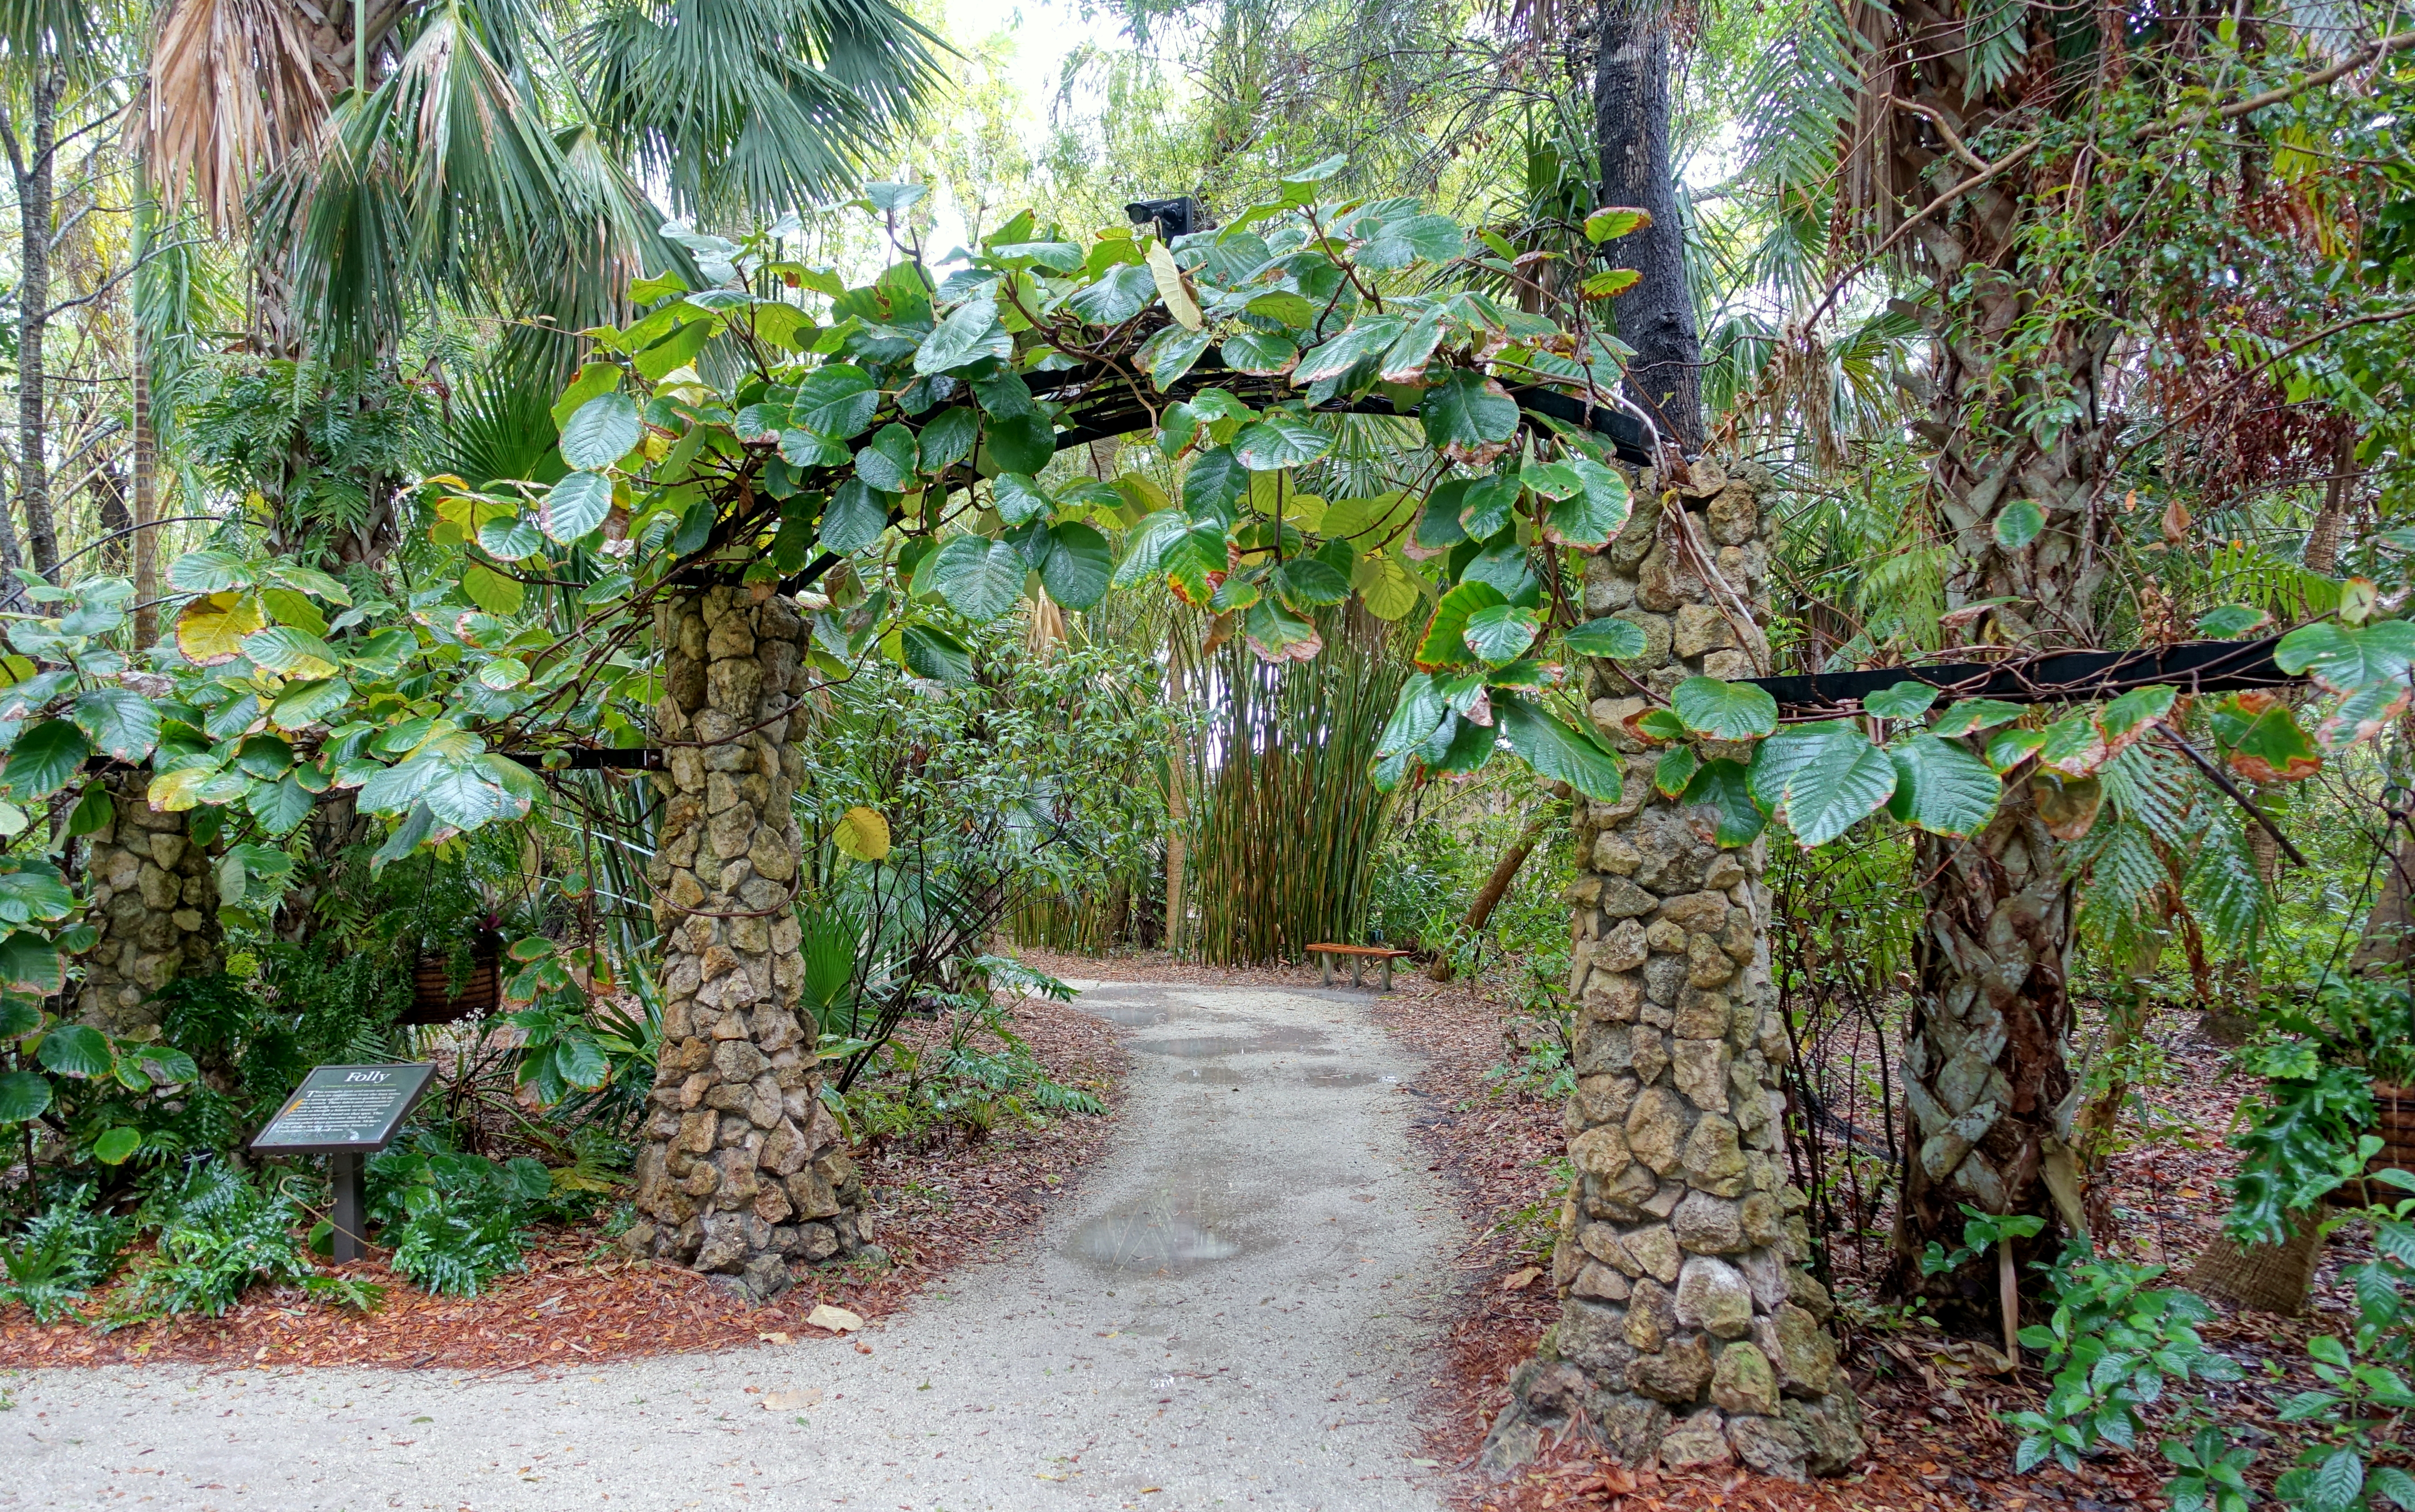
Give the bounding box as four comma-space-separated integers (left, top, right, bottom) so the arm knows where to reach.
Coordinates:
249, 1063, 437, 1264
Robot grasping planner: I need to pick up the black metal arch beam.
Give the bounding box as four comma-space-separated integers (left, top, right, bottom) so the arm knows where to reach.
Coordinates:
1741, 637, 2293, 714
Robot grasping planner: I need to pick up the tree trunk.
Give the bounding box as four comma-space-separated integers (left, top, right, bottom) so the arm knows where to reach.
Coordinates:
75, 771, 220, 1033
15, 67, 59, 577
1483, 464, 1863, 1481
624, 586, 868, 1301
1594, 0, 1704, 454
1466, 808, 1557, 938
1892, 781, 2084, 1322
132, 178, 161, 650
1163, 637, 1190, 954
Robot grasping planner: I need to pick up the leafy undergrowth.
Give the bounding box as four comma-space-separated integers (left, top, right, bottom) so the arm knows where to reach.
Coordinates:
0, 992, 1125, 1372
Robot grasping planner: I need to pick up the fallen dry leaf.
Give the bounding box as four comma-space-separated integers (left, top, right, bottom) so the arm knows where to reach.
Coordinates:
1501, 1267, 1542, 1293
757, 1331, 791, 1346
761, 1387, 823, 1411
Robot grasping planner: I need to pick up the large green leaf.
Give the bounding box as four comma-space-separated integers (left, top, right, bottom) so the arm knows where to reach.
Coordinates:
1863, 681, 1938, 721
790, 364, 881, 438
1747, 719, 1857, 813
1542, 459, 1632, 547
243, 627, 343, 678
1496, 695, 1624, 803
930, 537, 1028, 622
1067, 262, 1156, 324
854, 423, 920, 492
559, 392, 642, 471
2212, 694, 2323, 782
1420, 369, 1519, 460
918, 405, 980, 469
1242, 599, 1323, 661
898, 624, 974, 684
72, 688, 161, 764
1886, 735, 2003, 836
0, 869, 71, 926
2, 720, 89, 801
1272, 558, 1352, 611
1232, 415, 1331, 471
820, 480, 891, 554
37, 1022, 110, 1078
2276, 620, 2415, 694
1565, 617, 1649, 660
0, 1069, 49, 1123
1376, 673, 1448, 760
1416, 581, 1507, 670
1780, 729, 1898, 845
166, 549, 255, 593
1456, 473, 1521, 542
984, 414, 1057, 475
1038, 523, 1112, 609
542, 471, 615, 543
1143, 326, 1212, 391
1292, 316, 1406, 384
914, 299, 1013, 374
1681, 758, 1766, 846
1220, 329, 1298, 375
1671, 677, 1779, 739
1462, 603, 1541, 665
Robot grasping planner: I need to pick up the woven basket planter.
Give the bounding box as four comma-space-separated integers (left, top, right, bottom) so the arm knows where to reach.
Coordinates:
402, 943, 500, 1025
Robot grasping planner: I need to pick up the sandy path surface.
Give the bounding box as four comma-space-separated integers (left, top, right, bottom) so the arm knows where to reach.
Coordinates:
4, 980, 1469, 1511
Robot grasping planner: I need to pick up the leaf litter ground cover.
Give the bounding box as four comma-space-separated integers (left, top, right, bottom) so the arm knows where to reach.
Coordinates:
0, 992, 1125, 1373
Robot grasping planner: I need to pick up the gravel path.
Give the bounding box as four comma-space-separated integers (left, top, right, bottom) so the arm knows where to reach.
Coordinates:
4, 980, 1469, 1511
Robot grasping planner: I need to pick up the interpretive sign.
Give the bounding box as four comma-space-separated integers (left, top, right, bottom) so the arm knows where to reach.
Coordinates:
252, 1063, 436, 1153
251, 1063, 436, 1263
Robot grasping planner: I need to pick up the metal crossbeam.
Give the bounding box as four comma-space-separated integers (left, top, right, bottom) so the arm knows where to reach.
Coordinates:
1739, 638, 2292, 714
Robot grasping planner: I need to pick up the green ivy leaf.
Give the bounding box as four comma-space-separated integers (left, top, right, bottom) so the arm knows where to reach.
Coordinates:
558, 392, 642, 471
1671, 676, 1779, 739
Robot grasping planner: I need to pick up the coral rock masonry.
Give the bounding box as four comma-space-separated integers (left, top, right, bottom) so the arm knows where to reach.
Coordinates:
1482, 462, 1863, 1481
624, 587, 869, 1301
78, 771, 219, 1032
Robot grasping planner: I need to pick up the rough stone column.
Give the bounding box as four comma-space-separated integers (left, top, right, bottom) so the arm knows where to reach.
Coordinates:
1483, 461, 1864, 1480
77, 771, 219, 1033
623, 585, 868, 1301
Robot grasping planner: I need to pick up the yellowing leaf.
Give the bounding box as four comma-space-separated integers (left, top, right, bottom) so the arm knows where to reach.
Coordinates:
147, 765, 216, 812
176, 593, 265, 665
832, 806, 891, 862
1146, 242, 1203, 331
1582, 268, 1642, 299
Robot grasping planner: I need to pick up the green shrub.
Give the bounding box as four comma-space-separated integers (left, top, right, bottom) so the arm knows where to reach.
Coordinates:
367, 1130, 556, 1295
0, 1184, 134, 1321
111, 1167, 310, 1321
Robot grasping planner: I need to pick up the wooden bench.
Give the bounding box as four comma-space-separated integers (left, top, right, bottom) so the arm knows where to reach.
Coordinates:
1307, 943, 1412, 991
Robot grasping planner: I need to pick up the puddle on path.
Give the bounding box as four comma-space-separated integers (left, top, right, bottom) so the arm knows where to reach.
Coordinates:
1131, 1025, 1336, 1059
1084, 1003, 1174, 1027
1065, 1190, 1245, 1275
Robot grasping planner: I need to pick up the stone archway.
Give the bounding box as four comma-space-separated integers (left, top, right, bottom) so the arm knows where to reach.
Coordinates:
1485, 463, 1864, 1480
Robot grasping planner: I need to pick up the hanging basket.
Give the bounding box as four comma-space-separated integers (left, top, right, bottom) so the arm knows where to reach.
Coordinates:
403, 940, 500, 1025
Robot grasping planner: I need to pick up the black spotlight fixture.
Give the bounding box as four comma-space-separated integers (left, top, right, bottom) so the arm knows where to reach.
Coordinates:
1125, 196, 1204, 242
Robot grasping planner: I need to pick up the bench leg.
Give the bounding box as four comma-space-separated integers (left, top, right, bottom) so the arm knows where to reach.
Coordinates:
1348, 956, 1362, 988
1319, 953, 1331, 987
1381, 957, 1393, 992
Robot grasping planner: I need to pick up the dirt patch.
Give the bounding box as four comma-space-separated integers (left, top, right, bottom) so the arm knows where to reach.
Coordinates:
0, 990, 1126, 1372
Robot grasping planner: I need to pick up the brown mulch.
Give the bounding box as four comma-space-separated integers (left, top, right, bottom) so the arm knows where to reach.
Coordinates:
0, 989, 1127, 1373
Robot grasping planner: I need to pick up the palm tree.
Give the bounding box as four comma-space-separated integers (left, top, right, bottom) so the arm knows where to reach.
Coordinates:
135, 0, 942, 363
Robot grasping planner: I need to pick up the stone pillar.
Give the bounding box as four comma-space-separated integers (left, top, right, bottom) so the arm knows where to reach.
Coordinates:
77, 771, 219, 1033
623, 585, 868, 1301
1483, 462, 1864, 1480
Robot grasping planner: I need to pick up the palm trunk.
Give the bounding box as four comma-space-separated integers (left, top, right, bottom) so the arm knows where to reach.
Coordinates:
1594, 0, 1703, 453
13, 67, 60, 577
1163, 638, 1190, 954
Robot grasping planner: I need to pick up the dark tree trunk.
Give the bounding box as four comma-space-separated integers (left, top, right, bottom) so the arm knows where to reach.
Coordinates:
12, 68, 60, 577
1594, 0, 1704, 454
